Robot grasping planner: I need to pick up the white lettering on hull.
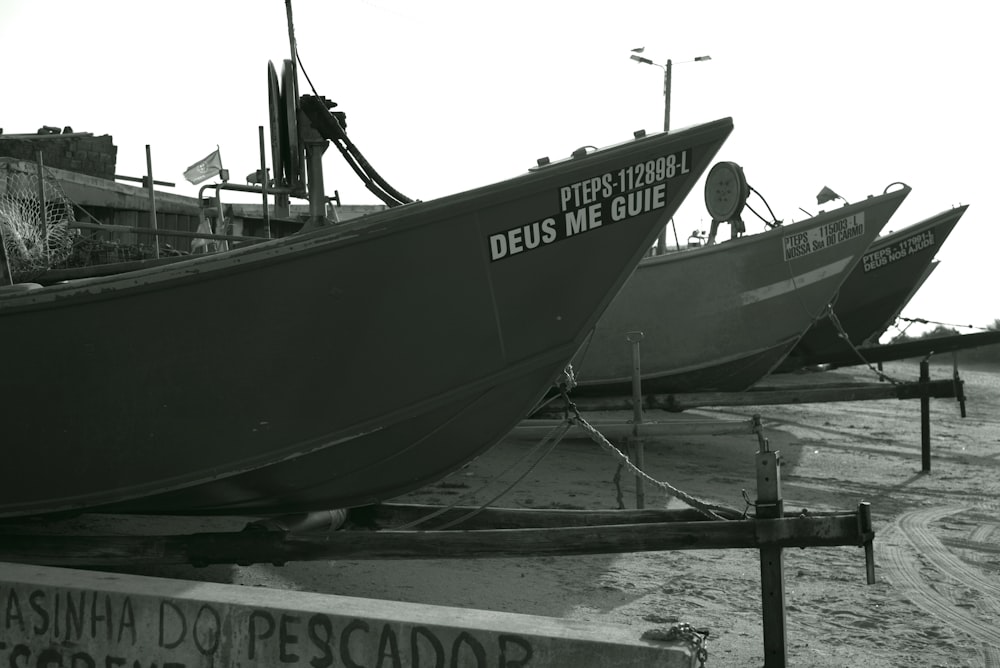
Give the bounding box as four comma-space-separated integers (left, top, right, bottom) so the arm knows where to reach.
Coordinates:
782, 213, 866, 261
489, 149, 691, 261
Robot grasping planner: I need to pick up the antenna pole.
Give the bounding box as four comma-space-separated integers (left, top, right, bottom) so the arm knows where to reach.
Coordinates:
285, 1, 298, 100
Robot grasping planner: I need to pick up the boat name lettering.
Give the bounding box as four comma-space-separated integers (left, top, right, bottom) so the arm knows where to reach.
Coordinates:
862, 229, 935, 272
490, 150, 689, 261
489, 217, 560, 260
559, 150, 691, 212
783, 213, 865, 261
0, 584, 535, 667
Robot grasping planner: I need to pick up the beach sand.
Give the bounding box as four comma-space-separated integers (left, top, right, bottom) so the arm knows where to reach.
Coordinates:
24, 359, 1000, 666
294, 359, 1000, 667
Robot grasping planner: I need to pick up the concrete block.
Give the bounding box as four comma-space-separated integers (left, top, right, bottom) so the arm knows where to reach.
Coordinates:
0, 561, 699, 667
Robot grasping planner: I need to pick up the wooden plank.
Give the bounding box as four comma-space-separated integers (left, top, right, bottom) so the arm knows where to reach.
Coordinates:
801, 330, 1000, 367
37, 255, 193, 283
653, 379, 959, 411
0, 561, 700, 668
69, 219, 263, 243
116, 210, 138, 246
0, 514, 865, 568
351, 503, 744, 529
63, 181, 201, 214
162, 212, 178, 250
513, 416, 755, 438
545, 374, 962, 415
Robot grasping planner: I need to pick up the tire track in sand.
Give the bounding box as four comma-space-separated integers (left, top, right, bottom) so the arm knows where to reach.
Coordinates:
897, 507, 1000, 600
882, 506, 1000, 664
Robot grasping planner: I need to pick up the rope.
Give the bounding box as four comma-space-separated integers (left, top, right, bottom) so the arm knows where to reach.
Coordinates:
782, 256, 832, 325
887, 318, 917, 339
826, 306, 904, 384
394, 420, 570, 530
430, 422, 572, 531
898, 316, 991, 332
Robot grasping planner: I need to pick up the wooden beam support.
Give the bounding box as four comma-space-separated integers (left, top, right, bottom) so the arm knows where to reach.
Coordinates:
0, 512, 868, 569
655, 378, 960, 411
513, 416, 756, 438
539, 377, 960, 415
69, 219, 265, 243
791, 329, 1000, 367
349, 503, 744, 529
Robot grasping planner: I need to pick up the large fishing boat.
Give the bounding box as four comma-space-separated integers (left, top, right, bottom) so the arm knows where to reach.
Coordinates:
566, 180, 910, 395
777, 205, 966, 370
0, 88, 732, 516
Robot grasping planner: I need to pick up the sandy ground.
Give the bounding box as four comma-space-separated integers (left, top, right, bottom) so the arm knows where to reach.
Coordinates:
13, 359, 1000, 666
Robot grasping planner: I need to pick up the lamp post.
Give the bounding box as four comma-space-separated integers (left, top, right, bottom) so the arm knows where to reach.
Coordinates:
630, 50, 711, 253
629, 51, 711, 132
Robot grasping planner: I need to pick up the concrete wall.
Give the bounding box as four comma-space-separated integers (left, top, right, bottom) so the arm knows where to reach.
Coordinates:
0, 132, 117, 180
0, 562, 699, 668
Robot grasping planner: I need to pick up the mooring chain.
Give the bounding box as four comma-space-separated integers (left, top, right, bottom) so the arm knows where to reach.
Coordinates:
564, 400, 728, 521
641, 623, 709, 667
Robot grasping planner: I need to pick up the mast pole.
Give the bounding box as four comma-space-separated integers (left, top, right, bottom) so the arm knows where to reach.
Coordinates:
285, 1, 298, 101
285, 0, 329, 229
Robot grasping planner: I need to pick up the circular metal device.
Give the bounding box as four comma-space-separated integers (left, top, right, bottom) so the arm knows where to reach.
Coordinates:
704, 161, 749, 222
267, 61, 284, 187
280, 58, 302, 189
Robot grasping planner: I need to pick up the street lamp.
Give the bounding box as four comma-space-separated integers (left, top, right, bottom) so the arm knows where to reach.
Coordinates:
630, 49, 711, 254
630, 50, 711, 132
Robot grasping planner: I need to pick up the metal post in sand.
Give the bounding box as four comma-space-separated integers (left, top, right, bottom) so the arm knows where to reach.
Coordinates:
626, 331, 646, 509
144, 145, 160, 260
756, 429, 787, 667
920, 359, 931, 472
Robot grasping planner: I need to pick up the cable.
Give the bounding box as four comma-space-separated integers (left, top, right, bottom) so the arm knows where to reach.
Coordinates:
898, 316, 989, 332
748, 185, 780, 228
292, 39, 414, 207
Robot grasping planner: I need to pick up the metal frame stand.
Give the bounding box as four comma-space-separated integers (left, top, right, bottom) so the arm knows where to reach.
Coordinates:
755, 434, 787, 667
627, 331, 646, 509
920, 359, 931, 472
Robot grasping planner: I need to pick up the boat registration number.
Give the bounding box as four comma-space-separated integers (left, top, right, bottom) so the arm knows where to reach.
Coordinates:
783, 213, 865, 261
489, 150, 691, 261
862, 229, 935, 272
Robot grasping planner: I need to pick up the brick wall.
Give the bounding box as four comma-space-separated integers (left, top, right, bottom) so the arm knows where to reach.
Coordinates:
0, 133, 118, 179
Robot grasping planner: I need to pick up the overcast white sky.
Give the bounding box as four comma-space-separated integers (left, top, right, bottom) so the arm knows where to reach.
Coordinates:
2, 0, 996, 337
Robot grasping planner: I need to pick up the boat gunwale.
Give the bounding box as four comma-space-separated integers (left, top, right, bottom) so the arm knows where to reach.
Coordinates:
574, 334, 800, 390
635, 185, 912, 269
1, 119, 736, 309
864, 204, 967, 252
570, 185, 913, 393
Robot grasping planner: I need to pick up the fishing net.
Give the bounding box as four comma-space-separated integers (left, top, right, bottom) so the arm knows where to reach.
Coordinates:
0, 161, 77, 282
